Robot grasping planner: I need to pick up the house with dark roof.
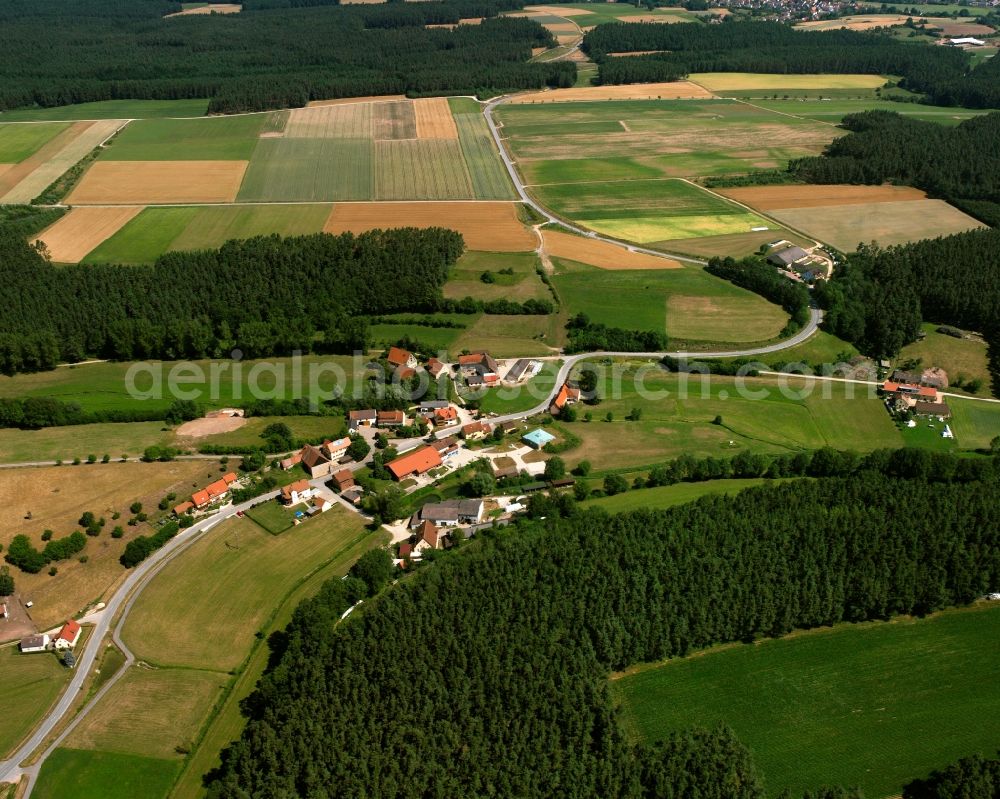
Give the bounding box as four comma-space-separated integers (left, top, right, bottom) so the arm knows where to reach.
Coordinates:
461, 421, 492, 441
348, 409, 377, 431
426, 358, 447, 378
418, 499, 484, 526
299, 444, 334, 478
505, 358, 542, 383
418, 399, 450, 411
430, 436, 461, 460
914, 401, 952, 418
19, 634, 49, 653
767, 246, 810, 268
459, 351, 499, 388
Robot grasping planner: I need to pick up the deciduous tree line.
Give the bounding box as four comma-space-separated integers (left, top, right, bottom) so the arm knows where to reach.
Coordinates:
208, 458, 999, 798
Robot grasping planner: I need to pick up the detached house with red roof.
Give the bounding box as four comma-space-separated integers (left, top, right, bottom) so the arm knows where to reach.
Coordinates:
53, 619, 81, 650
192, 472, 239, 509
387, 446, 442, 481
386, 346, 418, 371
550, 383, 581, 415
412, 520, 440, 556
280, 479, 314, 505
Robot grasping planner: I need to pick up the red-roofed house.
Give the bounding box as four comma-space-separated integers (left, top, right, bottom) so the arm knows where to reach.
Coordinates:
173, 501, 194, 517
426, 358, 446, 378
461, 421, 492, 441
550, 383, 581, 414
54, 619, 81, 650
279, 451, 302, 471
412, 520, 440, 555
299, 444, 334, 478
192, 473, 237, 509
377, 410, 407, 428
387, 446, 442, 481
434, 406, 458, 426
280, 479, 314, 505
386, 346, 417, 370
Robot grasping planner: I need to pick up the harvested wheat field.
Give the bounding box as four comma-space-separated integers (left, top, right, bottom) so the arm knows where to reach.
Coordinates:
285, 103, 372, 138
66, 160, 248, 204
509, 81, 714, 103
34, 206, 142, 263
525, 5, 594, 15
718, 184, 927, 211
794, 14, 912, 30
542, 229, 681, 269
307, 94, 406, 107
325, 201, 536, 251
0, 461, 211, 629
929, 20, 996, 36
165, 3, 241, 16
414, 98, 459, 139
689, 73, 887, 91
0, 164, 12, 178
426, 16, 483, 27
770, 199, 984, 252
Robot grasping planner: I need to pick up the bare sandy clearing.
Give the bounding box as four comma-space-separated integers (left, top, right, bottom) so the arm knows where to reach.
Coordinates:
718, 184, 927, 210
175, 415, 247, 438
542, 229, 681, 270
165, 3, 241, 16
414, 98, 459, 139
324, 201, 536, 251
307, 94, 406, 107
66, 160, 248, 204
34, 206, 142, 263
509, 81, 714, 103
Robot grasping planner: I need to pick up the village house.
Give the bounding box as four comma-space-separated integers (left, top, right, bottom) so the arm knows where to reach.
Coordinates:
417, 499, 484, 527
550, 382, 581, 414
431, 406, 459, 427
348, 409, 377, 431
308, 496, 332, 516
280, 479, 314, 505
299, 444, 334, 478
412, 520, 440, 555
342, 487, 363, 506
387, 446, 442, 481
173, 500, 194, 517
386, 346, 418, 371
321, 437, 351, 461
418, 399, 450, 412
426, 358, 447, 379
53, 619, 81, 651
19, 634, 49, 653
331, 468, 356, 492
377, 409, 408, 428
461, 421, 493, 441
914, 400, 952, 419
881, 381, 939, 411
279, 451, 302, 470
458, 351, 500, 388
192, 472, 239, 509
430, 436, 461, 460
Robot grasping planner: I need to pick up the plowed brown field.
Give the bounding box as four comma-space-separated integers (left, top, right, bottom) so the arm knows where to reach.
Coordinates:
717, 184, 927, 210
509, 81, 714, 103
324, 201, 536, 251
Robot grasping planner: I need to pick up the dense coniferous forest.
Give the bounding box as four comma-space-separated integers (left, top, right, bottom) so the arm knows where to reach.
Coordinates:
903, 752, 1000, 798
816, 227, 1000, 375
0, 229, 466, 373
791, 111, 1000, 225
584, 21, 1000, 108
0, 0, 572, 113
208, 460, 1000, 798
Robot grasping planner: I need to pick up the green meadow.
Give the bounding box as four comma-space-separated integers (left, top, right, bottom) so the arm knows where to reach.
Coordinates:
0, 121, 69, 162
100, 114, 264, 161
583, 477, 773, 512
0, 99, 209, 122
555, 363, 903, 472
556, 3, 696, 24
83, 207, 201, 263
550, 258, 789, 345
33, 748, 181, 799
237, 138, 373, 201
444, 251, 550, 303
612, 603, 1000, 799
0, 646, 70, 758
751, 98, 993, 124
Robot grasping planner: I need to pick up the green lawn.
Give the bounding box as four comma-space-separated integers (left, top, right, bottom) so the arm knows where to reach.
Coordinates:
83, 206, 200, 264
101, 115, 265, 161
897, 323, 993, 397
454, 113, 517, 200
33, 748, 181, 799
370, 322, 464, 352
584, 477, 773, 511
0, 354, 361, 415
167, 204, 332, 252
551, 258, 789, 346
751, 98, 992, 125
612, 603, 1000, 799
555, 364, 903, 471
0, 100, 209, 122
0, 122, 70, 162
949, 399, 1000, 450
444, 251, 550, 303
0, 646, 69, 758
476, 359, 563, 415
245, 500, 298, 534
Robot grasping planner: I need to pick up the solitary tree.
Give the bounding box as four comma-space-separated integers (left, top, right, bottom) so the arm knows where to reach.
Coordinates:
544, 457, 566, 481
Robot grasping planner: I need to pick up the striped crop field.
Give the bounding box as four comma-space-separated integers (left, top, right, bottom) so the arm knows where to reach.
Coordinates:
238, 138, 373, 201
454, 113, 516, 199
374, 139, 474, 200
